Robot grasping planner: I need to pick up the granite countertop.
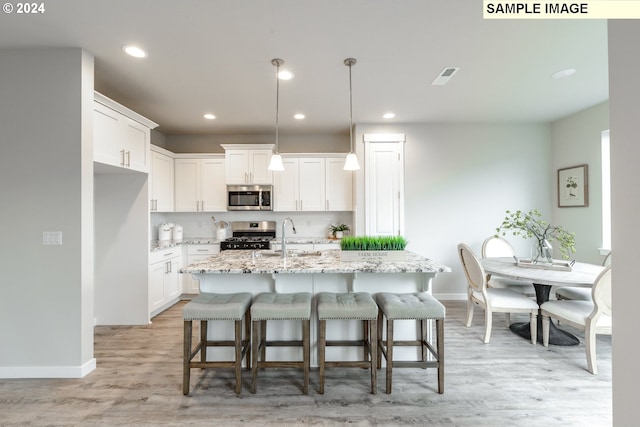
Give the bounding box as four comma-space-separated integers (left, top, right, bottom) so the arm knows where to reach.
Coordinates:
150, 238, 222, 252
180, 249, 451, 275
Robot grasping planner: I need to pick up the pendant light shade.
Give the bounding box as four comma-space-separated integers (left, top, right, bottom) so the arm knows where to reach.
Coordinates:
343, 57, 360, 171
268, 58, 285, 172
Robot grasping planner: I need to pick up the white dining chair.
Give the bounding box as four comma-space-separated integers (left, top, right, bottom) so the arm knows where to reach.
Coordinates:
458, 243, 539, 344
541, 266, 612, 374
481, 236, 536, 297
555, 252, 611, 301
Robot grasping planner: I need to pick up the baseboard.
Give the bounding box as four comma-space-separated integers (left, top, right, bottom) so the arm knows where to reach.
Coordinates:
0, 358, 96, 379
433, 293, 467, 301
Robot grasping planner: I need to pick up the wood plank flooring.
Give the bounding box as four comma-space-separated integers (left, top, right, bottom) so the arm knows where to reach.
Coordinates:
0, 300, 611, 426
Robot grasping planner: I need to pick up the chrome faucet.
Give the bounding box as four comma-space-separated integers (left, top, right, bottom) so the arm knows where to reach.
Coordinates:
281, 217, 297, 258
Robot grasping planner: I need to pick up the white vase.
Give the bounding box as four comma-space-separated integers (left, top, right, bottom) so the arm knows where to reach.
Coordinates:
335, 231, 344, 239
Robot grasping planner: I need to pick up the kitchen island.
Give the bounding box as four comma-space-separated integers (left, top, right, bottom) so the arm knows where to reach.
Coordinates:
180, 249, 450, 365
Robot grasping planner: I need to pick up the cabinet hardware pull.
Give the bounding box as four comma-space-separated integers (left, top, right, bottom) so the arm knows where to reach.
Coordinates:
120, 149, 125, 166
126, 150, 131, 167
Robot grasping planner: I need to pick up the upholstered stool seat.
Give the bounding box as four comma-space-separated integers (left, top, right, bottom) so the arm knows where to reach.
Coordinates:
250, 292, 312, 394
182, 292, 252, 395
376, 292, 446, 394
317, 292, 378, 394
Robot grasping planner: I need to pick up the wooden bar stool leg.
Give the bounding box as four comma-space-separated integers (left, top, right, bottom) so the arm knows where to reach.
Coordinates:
421, 319, 428, 363
244, 309, 251, 369
260, 320, 267, 368
234, 319, 242, 394
377, 309, 383, 369
370, 318, 377, 394
200, 320, 208, 367
386, 318, 394, 394
183, 320, 192, 395
437, 318, 445, 394
251, 320, 260, 394
362, 320, 368, 361
319, 319, 326, 394
303, 319, 310, 395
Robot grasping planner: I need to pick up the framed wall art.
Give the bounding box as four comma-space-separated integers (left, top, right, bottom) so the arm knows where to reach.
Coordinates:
558, 164, 588, 207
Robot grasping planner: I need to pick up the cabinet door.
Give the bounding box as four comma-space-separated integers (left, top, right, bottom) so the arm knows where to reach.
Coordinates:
298, 158, 325, 211
249, 150, 273, 184
122, 116, 150, 173
201, 158, 227, 211
151, 151, 174, 211
164, 258, 181, 301
93, 102, 123, 167
225, 150, 249, 184
365, 141, 404, 236
325, 157, 353, 211
149, 261, 166, 314
274, 158, 299, 211
174, 159, 201, 212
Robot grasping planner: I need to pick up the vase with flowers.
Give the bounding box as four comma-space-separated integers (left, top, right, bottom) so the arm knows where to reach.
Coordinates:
496, 209, 576, 264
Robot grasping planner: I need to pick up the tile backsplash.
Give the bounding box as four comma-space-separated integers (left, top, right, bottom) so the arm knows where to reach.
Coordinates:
151, 211, 353, 240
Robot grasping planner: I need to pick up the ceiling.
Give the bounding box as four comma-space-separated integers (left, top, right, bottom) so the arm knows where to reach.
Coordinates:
0, 1, 609, 136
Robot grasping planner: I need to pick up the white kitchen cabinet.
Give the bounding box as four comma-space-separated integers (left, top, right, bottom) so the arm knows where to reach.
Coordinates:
149, 247, 182, 317
150, 150, 174, 211
274, 157, 325, 211
221, 144, 273, 184
174, 157, 226, 212
364, 136, 405, 236
93, 92, 157, 173
325, 157, 353, 211
183, 244, 220, 294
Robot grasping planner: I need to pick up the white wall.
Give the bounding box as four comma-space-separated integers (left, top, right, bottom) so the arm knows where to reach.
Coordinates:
608, 20, 640, 426
0, 49, 95, 377
354, 123, 551, 299
551, 101, 609, 265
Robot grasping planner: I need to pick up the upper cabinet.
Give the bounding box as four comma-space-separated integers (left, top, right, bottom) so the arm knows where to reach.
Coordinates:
93, 92, 158, 173
174, 156, 226, 212
150, 148, 174, 212
274, 155, 352, 212
221, 144, 273, 184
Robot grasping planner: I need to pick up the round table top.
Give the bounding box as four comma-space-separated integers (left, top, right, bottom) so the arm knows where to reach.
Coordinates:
481, 257, 605, 287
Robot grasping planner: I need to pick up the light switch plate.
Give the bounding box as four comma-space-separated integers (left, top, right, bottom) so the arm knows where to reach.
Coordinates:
43, 231, 63, 245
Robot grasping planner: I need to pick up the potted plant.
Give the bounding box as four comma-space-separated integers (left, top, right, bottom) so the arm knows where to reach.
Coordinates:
329, 224, 350, 239
495, 209, 576, 263
340, 235, 408, 262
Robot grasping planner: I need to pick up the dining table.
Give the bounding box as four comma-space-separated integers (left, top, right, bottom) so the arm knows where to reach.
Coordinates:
481, 257, 606, 345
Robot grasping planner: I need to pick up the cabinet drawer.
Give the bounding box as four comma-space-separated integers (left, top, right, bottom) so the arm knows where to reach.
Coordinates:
150, 247, 182, 264
187, 244, 220, 256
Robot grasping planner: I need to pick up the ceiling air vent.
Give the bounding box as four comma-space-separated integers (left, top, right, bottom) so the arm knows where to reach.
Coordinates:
432, 67, 460, 85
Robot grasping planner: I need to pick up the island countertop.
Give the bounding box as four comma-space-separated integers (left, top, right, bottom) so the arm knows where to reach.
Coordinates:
179, 249, 451, 275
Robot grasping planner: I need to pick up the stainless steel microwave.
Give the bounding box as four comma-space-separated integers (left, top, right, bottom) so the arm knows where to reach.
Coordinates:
227, 184, 273, 211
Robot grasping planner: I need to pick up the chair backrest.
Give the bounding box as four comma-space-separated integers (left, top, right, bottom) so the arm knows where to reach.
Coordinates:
458, 243, 488, 294
602, 252, 612, 267
481, 236, 516, 258
591, 266, 612, 319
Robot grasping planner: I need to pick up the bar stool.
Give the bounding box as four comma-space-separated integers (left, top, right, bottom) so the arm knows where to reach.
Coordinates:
182, 292, 252, 395
250, 292, 312, 394
376, 292, 445, 394
317, 292, 378, 394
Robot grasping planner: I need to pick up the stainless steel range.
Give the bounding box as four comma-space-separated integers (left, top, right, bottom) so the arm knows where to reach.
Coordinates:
220, 221, 276, 251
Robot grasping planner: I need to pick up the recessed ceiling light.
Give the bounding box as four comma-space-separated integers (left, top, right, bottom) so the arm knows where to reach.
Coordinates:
552, 68, 576, 79
278, 70, 294, 80
203, 113, 216, 120
383, 113, 395, 119
122, 45, 147, 58
294, 113, 305, 120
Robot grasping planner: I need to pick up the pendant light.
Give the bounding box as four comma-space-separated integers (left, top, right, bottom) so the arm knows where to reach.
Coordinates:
268, 58, 285, 171
343, 57, 360, 171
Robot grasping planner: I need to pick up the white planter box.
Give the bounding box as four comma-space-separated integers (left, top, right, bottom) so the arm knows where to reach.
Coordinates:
340, 250, 406, 262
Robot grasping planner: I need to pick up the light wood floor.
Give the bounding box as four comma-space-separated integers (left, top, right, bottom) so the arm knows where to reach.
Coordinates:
0, 300, 611, 426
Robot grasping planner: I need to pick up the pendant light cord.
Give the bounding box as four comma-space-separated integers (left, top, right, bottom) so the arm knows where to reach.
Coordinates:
344, 58, 357, 154
272, 58, 284, 154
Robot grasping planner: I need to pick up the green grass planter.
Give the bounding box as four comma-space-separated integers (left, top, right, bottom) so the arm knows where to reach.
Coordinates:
340, 236, 407, 262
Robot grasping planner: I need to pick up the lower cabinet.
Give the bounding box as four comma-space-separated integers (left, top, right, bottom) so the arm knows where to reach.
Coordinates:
149, 247, 182, 318
183, 244, 220, 294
